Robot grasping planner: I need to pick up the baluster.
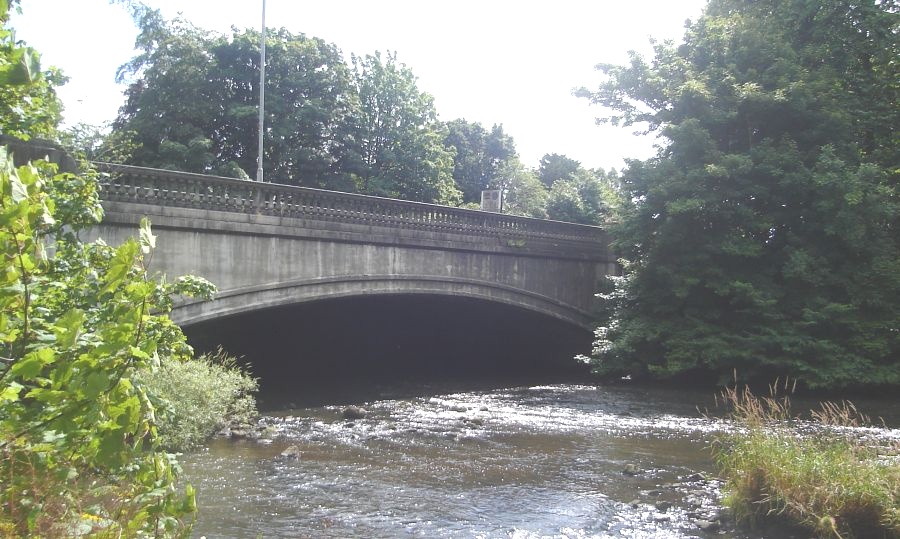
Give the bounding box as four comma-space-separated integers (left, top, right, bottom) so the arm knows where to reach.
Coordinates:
282, 191, 293, 217
92, 164, 607, 254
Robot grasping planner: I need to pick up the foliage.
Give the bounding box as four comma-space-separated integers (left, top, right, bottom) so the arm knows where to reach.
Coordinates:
443, 119, 518, 204
0, 0, 63, 140
113, 13, 461, 204
0, 150, 215, 536
577, 0, 900, 389
349, 51, 460, 204
116, 15, 357, 187
538, 153, 581, 189
546, 168, 614, 225
713, 383, 900, 538
489, 158, 548, 219
59, 122, 140, 164
136, 349, 257, 452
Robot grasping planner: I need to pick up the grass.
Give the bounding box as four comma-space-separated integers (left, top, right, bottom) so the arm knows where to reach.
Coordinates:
135, 348, 259, 451
712, 380, 900, 538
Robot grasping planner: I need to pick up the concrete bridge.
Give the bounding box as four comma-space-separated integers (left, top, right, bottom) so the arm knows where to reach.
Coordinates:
90, 163, 617, 330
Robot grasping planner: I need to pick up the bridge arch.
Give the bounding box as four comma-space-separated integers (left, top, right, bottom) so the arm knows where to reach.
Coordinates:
171, 274, 594, 330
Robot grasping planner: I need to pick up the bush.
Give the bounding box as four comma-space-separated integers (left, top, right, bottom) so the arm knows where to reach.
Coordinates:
713, 383, 900, 538
0, 153, 214, 537
137, 349, 258, 452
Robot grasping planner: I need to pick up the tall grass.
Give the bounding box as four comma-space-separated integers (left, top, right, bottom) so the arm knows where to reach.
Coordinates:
136, 348, 258, 451
713, 381, 900, 538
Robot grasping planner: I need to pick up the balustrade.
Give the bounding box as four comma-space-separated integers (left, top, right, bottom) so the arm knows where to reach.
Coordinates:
92, 162, 607, 247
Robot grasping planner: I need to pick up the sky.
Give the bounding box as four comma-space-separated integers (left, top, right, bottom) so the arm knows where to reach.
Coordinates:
12, 0, 707, 171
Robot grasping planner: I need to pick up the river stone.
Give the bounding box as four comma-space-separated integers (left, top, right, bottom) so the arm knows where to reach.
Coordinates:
342, 406, 367, 420
696, 519, 719, 532
684, 495, 704, 509
655, 501, 673, 512
714, 507, 733, 522
622, 464, 639, 476
279, 445, 301, 459
230, 428, 253, 439
628, 499, 641, 509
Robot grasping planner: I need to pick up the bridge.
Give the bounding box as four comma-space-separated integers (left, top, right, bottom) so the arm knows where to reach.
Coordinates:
88, 163, 617, 330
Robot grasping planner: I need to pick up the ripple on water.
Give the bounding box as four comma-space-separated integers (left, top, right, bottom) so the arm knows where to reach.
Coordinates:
183, 383, 900, 538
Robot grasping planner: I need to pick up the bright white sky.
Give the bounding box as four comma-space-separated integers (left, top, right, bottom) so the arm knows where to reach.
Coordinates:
12, 0, 706, 171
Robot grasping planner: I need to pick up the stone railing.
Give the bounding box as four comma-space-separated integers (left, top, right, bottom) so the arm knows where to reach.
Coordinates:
92, 162, 608, 246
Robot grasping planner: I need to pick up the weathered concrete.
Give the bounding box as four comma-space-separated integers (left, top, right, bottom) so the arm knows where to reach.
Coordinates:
88, 164, 617, 330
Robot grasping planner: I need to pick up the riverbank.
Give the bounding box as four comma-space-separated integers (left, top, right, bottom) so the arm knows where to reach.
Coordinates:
714, 384, 900, 538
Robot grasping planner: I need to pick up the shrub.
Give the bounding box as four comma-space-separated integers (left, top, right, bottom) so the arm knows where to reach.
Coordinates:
0, 153, 214, 536
137, 349, 258, 451
713, 382, 900, 538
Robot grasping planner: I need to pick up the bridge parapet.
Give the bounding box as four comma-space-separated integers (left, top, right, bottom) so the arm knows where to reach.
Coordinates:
92, 162, 608, 253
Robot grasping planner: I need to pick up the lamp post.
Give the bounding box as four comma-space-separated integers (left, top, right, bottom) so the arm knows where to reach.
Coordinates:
256, 0, 266, 182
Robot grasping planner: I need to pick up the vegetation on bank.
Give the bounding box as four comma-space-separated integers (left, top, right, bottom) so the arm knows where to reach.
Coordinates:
136, 349, 258, 452
579, 0, 899, 390
0, 150, 213, 535
0, 2, 260, 534
0, 148, 258, 535
714, 383, 900, 538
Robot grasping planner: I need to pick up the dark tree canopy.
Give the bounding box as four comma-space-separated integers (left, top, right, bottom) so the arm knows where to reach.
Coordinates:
443, 119, 518, 204
538, 153, 581, 188
105, 8, 622, 216
578, 0, 899, 389
546, 168, 611, 225
348, 51, 459, 204
112, 18, 460, 204
115, 19, 357, 189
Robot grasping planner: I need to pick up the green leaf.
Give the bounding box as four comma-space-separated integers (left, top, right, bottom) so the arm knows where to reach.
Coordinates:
101, 239, 139, 295
97, 427, 127, 468
139, 217, 156, 254
53, 308, 85, 348
9, 170, 27, 203
0, 381, 23, 403
10, 348, 54, 380
84, 371, 112, 400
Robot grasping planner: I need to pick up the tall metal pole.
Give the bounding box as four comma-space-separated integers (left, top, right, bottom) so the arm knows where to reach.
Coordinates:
256, 0, 266, 182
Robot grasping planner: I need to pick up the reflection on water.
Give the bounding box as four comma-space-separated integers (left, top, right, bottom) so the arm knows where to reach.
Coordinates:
181, 384, 899, 538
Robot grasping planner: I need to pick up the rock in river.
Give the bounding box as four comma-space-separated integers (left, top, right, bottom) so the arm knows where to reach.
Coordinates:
342, 405, 367, 420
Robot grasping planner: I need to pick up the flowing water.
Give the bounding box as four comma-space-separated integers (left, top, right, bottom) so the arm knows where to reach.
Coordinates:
181, 383, 900, 538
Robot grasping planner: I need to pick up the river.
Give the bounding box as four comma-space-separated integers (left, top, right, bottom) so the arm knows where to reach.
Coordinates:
179, 383, 900, 538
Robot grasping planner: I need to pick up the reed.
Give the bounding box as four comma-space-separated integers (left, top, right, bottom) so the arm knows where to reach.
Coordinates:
713, 379, 899, 538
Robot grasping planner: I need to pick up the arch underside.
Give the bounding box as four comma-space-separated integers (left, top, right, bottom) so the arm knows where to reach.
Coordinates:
172, 275, 594, 331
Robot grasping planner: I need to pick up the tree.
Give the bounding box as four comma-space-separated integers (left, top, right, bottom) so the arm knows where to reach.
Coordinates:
0, 4, 212, 533
546, 169, 611, 225
115, 16, 357, 188
444, 119, 518, 204
114, 14, 221, 173
490, 158, 548, 219
0, 151, 213, 535
348, 51, 460, 204
538, 153, 581, 188
0, 0, 63, 140
577, 0, 899, 389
